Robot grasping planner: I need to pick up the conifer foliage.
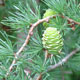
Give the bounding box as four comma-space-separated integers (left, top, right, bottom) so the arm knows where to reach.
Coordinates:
0, 0, 80, 80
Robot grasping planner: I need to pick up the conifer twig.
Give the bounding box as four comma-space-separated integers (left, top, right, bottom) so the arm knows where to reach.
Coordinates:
42, 49, 79, 74
6, 14, 80, 77
64, 16, 80, 25
6, 15, 55, 76
43, 49, 48, 66
36, 73, 42, 80
37, 49, 79, 80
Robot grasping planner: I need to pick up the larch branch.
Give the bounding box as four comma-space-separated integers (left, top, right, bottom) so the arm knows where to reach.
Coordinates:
6, 15, 55, 76
43, 49, 79, 74
6, 14, 80, 77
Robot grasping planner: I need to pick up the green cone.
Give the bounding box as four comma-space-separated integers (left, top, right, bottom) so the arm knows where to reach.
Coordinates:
42, 27, 63, 55
43, 9, 57, 28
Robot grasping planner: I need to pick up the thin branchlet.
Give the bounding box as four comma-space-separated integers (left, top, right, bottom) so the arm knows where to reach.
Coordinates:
5, 14, 80, 78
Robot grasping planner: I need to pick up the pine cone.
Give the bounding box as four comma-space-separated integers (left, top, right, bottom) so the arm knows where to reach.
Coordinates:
42, 27, 63, 55
43, 9, 57, 28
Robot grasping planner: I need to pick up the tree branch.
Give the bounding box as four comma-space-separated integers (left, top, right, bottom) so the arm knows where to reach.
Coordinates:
6, 15, 55, 76
6, 14, 80, 77
42, 49, 79, 74
36, 49, 79, 80
64, 16, 80, 25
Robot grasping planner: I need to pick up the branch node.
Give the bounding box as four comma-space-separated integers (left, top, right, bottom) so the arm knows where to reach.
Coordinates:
29, 32, 33, 36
